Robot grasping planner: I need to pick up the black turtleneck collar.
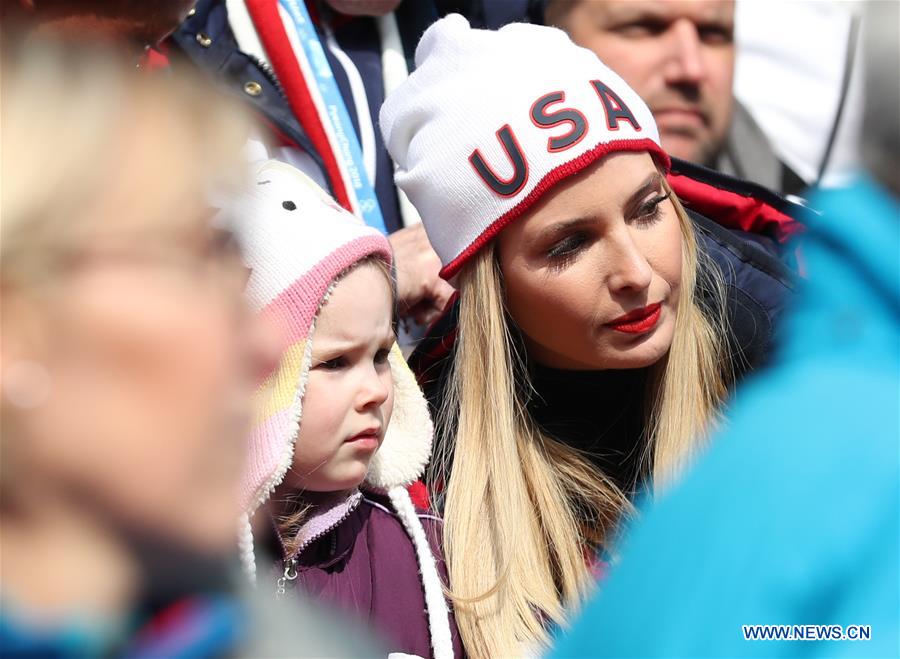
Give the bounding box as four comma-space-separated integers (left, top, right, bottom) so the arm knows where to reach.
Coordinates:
527, 362, 650, 497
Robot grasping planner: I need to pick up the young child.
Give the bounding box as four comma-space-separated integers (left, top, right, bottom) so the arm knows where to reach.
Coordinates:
231, 160, 460, 659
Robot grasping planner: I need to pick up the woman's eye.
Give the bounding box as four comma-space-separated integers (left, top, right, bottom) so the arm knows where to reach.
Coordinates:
633, 192, 671, 226
547, 233, 587, 262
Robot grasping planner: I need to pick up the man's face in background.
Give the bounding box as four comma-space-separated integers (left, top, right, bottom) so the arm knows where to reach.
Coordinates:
550, 0, 735, 166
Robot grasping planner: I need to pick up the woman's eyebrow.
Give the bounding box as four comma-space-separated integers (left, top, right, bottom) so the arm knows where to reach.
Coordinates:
537, 172, 664, 242
623, 172, 664, 217
538, 216, 596, 243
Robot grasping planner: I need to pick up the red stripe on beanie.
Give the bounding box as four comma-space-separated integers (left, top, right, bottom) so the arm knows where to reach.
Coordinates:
440, 138, 669, 279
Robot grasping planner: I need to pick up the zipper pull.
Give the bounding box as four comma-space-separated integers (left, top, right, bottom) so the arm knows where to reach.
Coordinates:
275, 557, 298, 599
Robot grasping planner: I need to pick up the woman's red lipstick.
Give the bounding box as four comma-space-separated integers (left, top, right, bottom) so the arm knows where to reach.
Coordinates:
606, 303, 662, 334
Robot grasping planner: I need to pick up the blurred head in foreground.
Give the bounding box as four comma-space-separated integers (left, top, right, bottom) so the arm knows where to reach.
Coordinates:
1, 0, 194, 53
0, 41, 276, 628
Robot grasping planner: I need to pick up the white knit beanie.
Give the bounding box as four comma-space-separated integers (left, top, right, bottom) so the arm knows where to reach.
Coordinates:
380, 14, 670, 279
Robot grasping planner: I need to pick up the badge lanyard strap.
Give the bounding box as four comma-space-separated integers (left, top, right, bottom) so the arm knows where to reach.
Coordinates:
278, 0, 387, 234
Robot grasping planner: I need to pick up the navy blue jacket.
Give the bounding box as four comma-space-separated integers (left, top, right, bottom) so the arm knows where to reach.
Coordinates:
169, 0, 440, 233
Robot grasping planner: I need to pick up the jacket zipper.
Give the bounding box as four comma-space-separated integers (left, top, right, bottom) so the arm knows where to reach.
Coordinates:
275, 557, 297, 599
274, 494, 361, 598
248, 54, 286, 98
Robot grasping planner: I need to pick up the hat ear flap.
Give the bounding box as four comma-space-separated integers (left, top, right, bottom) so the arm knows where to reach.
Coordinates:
239, 317, 317, 515
364, 345, 433, 491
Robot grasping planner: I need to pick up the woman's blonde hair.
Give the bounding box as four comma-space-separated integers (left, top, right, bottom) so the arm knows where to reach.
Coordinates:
0, 40, 249, 485
433, 179, 728, 657
0, 40, 249, 289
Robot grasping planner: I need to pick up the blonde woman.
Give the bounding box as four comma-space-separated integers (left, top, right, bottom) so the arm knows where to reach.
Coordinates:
0, 41, 374, 658
380, 15, 799, 657
0, 41, 265, 655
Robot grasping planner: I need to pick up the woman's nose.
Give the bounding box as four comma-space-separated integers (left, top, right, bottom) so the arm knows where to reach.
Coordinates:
606, 231, 654, 295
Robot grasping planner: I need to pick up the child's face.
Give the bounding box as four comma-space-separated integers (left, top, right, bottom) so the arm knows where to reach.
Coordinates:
286, 262, 396, 493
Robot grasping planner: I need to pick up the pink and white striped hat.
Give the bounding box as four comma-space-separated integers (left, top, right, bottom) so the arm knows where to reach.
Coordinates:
225, 159, 434, 550
227, 162, 452, 656
229, 160, 433, 514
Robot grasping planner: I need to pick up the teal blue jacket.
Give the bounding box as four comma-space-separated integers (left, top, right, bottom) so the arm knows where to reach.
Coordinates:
553, 177, 900, 658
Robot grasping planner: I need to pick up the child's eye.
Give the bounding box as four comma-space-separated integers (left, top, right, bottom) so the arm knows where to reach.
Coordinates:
317, 357, 346, 371
632, 191, 671, 227
374, 348, 391, 365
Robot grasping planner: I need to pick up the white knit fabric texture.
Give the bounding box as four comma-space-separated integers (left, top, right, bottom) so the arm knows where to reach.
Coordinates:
380, 14, 664, 277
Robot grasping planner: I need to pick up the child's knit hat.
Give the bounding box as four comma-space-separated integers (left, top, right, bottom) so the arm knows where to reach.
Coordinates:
380, 14, 671, 279
227, 161, 452, 658
229, 160, 433, 515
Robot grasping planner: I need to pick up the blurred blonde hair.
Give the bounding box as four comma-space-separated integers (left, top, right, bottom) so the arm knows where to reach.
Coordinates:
0, 40, 250, 483
433, 181, 728, 657
0, 39, 250, 288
